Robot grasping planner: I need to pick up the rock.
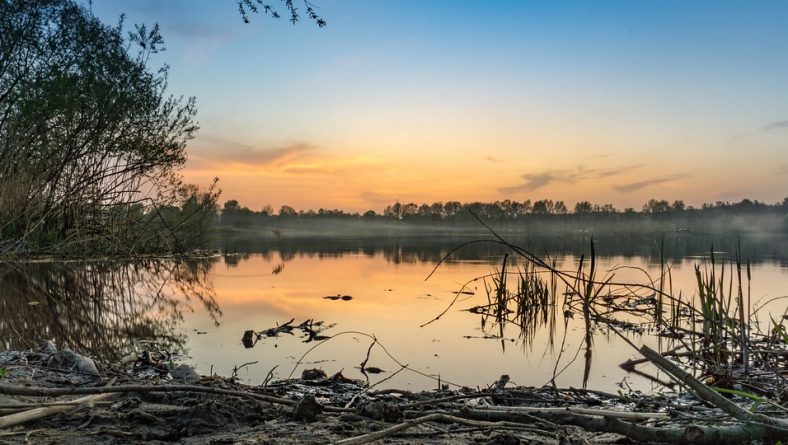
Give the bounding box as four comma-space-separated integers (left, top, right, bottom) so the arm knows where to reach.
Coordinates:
292, 394, 323, 421
170, 364, 200, 382
37, 340, 58, 355
301, 368, 327, 380
485, 432, 522, 445
357, 400, 403, 422
53, 348, 100, 376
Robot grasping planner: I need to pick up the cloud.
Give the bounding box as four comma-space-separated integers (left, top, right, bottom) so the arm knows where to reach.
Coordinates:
779, 164, 788, 175
485, 156, 498, 163
597, 164, 644, 178
187, 137, 314, 170
581, 153, 611, 162
762, 120, 788, 131
359, 190, 394, 205
612, 174, 689, 193
499, 163, 644, 194
167, 22, 237, 42
499, 172, 556, 193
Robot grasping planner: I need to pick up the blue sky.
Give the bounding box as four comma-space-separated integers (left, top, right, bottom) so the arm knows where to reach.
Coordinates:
88, 1, 788, 211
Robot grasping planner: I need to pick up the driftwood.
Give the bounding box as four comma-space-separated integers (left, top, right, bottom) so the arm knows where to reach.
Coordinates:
334, 412, 554, 445
0, 400, 113, 411
639, 345, 788, 431
0, 383, 294, 406
0, 383, 347, 415
336, 406, 785, 445
463, 409, 782, 445
478, 405, 670, 421
0, 379, 117, 429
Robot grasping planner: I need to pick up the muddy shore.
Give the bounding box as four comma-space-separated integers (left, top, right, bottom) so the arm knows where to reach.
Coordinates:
0, 342, 786, 444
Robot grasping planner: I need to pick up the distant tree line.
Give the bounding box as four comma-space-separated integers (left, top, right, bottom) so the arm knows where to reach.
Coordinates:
219, 197, 788, 233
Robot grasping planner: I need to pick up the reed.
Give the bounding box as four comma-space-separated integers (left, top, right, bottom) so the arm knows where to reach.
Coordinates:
427, 211, 786, 395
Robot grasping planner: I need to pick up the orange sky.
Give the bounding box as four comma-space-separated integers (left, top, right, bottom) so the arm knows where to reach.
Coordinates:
92, 1, 788, 213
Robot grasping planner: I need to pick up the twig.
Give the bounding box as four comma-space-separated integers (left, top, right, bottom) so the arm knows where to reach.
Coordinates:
287, 330, 463, 388
345, 364, 408, 409
231, 360, 259, 380
359, 337, 376, 384
261, 364, 279, 388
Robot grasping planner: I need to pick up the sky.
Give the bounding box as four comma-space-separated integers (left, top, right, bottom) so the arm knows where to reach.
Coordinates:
88, 0, 788, 213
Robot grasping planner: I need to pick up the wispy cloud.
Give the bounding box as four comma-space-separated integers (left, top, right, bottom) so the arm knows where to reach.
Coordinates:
359, 190, 395, 207
762, 120, 788, 132
612, 174, 688, 193
499, 172, 556, 193
188, 137, 314, 170
779, 164, 788, 175
499, 163, 644, 194
168, 22, 237, 42
581, 153, 611, 162
728, 119, 788, 141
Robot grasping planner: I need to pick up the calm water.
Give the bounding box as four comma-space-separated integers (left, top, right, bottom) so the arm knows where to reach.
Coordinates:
1, 234, 786, 393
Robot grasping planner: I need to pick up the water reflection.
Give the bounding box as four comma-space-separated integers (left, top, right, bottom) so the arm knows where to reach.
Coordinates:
0, 258, 221, 361
225, 233, 788, 267
0, 234, 785, 392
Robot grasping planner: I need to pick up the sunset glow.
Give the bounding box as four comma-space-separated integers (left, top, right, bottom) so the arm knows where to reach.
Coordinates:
90, 1, 788, 212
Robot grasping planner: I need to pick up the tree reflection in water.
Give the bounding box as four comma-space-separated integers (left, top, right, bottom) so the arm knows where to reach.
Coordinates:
0, 257, 221, 361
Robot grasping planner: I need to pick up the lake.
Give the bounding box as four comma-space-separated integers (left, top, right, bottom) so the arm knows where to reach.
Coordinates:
1, 233, 786, 394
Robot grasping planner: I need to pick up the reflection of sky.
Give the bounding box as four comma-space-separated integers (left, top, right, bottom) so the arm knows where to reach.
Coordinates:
182, 251, 788, 392
88, 1, 788, 211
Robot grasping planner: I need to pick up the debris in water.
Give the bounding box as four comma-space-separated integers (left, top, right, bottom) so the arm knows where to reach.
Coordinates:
243, 318, 336, 348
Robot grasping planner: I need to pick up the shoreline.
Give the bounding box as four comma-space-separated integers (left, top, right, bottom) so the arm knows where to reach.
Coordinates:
1, 342, 786, 444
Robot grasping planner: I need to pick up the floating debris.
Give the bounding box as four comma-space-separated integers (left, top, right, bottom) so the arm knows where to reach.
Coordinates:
242, 318, 336, 348
324, 294, 353, 301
